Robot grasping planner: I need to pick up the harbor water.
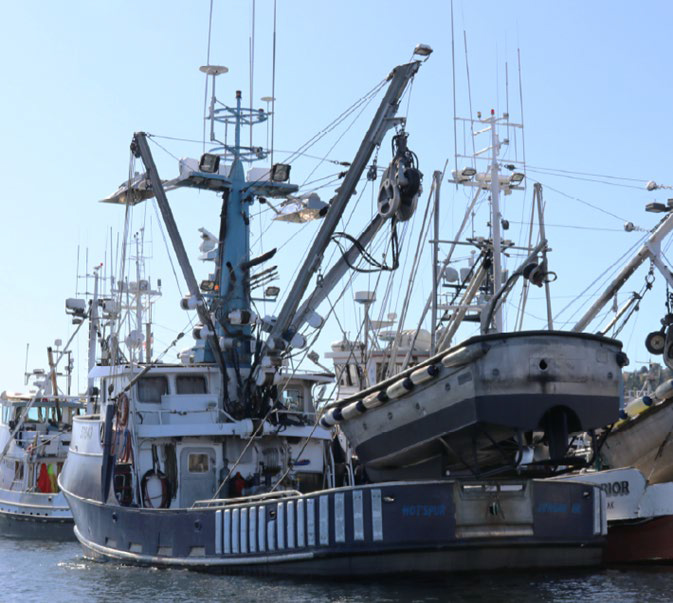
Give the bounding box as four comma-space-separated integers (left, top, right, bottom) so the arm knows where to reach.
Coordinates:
2, 537, 673, 602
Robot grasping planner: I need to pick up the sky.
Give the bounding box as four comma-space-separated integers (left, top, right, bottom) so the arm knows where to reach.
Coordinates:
1, 0, 672, 393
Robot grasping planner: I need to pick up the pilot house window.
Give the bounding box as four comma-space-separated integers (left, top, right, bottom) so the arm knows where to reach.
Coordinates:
282, 388, 304, 410
176, 375, 207, 395
188, 453, 209, 473
137, 377, 168, 403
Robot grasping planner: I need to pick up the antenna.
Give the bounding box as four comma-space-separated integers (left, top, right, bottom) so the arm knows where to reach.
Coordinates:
203, 0, 216, 153
271, 0, 278, 167
23, 343, 29, 385
75, 244, 80, 297
517, 48, 527, 173
463, 31, 477, 164
249, 0, 256, 154
451, 0, 458, 189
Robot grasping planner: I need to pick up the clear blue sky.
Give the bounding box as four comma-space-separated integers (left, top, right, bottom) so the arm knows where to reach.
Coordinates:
1, 1, 672, 392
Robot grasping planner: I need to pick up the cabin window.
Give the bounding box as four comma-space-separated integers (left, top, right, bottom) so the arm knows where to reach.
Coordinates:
188, 453, 209, 473
176, 375, 207, 395
352, 364, 364, 389
137, 377, 168, 403
282, 388, 304, 410
26, 407, 41, 422
341, 364, 353, 387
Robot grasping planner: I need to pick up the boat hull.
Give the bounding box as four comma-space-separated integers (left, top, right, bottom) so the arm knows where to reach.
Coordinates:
604, 515, 673, 564
0, 488, 74, 541
62, 478, 606, 575
601, 398, 673, 484
331, 331, 623, 476
552, 467, 673, 564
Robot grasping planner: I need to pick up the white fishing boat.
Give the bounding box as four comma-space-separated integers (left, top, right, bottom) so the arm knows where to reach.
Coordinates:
0, 345, 84, 540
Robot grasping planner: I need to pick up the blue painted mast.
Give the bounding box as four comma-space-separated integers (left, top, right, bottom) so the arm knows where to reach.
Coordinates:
211, 90, 252, 369
133, 65, 297, 410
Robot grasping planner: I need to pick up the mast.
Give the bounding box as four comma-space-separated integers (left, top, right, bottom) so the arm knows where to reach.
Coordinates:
128, 65, 296, 406
488, 110, 504, 331
450, 111, 525, 334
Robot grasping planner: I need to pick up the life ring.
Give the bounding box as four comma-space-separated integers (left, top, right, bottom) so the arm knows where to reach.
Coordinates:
118, 429, 133, 464
116, 393, 129, 428
141, 469, 170, 509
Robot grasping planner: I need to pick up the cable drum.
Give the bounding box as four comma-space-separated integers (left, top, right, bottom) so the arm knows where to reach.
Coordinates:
377, 131, 422, 223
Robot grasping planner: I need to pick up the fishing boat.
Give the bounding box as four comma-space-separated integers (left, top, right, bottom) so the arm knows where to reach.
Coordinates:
55, 42, 612, 573
0, 344, 84, 540
555, 200, 673, 483
554, 466, 673, 564
320, 109, 628, 482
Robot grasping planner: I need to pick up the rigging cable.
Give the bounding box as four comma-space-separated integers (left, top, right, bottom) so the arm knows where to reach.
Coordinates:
553, 232, 649, 325
389, 176, 436, 370
535, 180, 631, 224
527, 168, 646, 191
298, 83, 385, 187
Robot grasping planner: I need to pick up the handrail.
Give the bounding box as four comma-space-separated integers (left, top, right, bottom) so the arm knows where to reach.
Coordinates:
192, 488, 302, 508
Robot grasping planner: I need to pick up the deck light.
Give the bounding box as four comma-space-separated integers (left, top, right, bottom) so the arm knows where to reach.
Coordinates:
646, 202, 669, 213
199, 153, 220, 174
271, 163, 291, 182
413, 44, 433, 57
265, 286, 280, 298
451, 167, 477, 183
510, 172, 525, 184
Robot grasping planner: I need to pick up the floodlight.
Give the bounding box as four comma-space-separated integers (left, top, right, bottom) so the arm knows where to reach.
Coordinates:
646, 202, 669, 213
413, 44, 433, 57
199, 153, 220, 174
271, 163, 291, 182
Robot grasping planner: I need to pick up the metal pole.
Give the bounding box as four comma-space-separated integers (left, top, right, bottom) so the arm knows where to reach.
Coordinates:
534, 183, 553, 330
489, 113, 503, 332
431, 170, 442, 354
132, 132, 227, 377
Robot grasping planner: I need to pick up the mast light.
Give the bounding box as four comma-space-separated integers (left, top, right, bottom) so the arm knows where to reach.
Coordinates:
510, 172, 525, 184
265, 286, 280, 299
413, 44, 433, 57
199, 153, 221, 174
451, 167, 477, 183
646, 202, 669, 213
271, 163, 291, 182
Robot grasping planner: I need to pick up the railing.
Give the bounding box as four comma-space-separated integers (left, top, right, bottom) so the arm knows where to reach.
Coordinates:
193, 489, 302, 508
